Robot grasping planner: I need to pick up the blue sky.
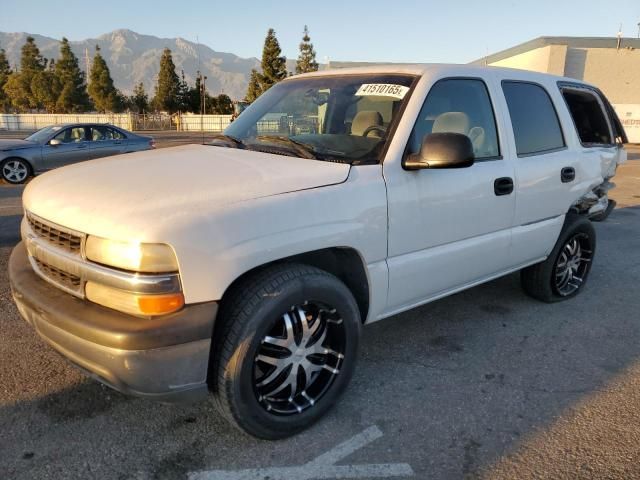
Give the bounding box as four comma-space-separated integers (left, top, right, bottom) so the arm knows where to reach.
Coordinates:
1, 0, 639, 63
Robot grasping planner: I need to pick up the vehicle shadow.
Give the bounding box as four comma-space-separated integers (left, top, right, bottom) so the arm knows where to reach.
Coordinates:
0, 206, 639, 479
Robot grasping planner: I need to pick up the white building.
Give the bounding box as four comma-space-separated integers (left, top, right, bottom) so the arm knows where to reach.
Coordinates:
474, 37, 640, 142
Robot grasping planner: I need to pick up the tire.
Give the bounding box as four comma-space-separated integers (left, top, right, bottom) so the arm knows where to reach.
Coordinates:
211, 263, 361, 439
521, 214, 596, 303
1, 158, 31, 184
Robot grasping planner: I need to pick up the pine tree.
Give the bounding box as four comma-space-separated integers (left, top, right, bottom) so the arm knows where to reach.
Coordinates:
189, 74, 202, 113
31, 70, 59, 113
4, 36, 46, 111
295, 26, 319, 75
244, 68, 262, 103
260, 29, 287, 91
214, 94, 233, 114
54, 38, 91, 112
0, 48, 12, 112
151, 48, 180, 113
129, 81, 148, 113
176, 70, 191, 112
88, 45, 120, 112
21, 36, 46, 73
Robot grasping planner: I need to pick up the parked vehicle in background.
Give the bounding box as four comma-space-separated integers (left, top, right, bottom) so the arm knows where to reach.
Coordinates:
0, 124, 155, 184
9, 64, 627, 439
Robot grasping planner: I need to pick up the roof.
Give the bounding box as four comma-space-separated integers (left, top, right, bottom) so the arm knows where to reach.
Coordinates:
473, 36, 640, 65
289, 63, 593, 86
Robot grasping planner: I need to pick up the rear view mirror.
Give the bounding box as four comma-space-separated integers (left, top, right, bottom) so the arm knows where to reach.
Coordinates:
49, 138, 62, 146
403, 132, 474, 170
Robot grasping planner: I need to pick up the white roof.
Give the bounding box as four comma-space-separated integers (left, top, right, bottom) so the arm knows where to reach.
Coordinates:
289, 63, 596, 89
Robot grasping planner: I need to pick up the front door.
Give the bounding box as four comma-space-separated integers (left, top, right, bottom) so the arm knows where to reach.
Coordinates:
383, 77, 516, 315
43, 126, 91, 169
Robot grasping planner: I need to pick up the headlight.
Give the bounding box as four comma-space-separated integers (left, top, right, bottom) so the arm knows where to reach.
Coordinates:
85, 236, 179, 273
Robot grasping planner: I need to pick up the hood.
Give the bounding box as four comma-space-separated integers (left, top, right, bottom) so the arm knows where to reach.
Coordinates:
23, 144, 350, 240
0, 139, 37, 151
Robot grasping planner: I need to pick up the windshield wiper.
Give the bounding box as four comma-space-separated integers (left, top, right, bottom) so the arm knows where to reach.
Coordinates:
209, 134, 245, 149
253, 135, 318, 159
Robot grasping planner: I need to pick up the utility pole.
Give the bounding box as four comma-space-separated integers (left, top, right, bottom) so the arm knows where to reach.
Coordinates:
202, 75, 207, 114
84, 47, 91, 75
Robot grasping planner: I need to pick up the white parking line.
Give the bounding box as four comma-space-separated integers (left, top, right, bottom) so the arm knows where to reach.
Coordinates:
188, 425, 414, 480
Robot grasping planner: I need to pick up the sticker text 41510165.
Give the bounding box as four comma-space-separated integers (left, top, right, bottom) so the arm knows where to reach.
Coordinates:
355, 84, 409, 100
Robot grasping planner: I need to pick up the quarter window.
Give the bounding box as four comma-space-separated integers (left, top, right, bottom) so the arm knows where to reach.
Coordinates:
502, 81, 565, 156
561, 88, 612, 145
407, 78, 500, 159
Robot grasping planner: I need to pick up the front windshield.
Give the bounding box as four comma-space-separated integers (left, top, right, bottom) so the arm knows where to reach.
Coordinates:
25, 126, 63, 143
222, 74, 416, 164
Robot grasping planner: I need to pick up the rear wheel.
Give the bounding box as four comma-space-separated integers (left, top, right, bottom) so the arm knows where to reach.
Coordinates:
521, 214, 596, 302
1, 158, 31, 184
211, 263, 361, 439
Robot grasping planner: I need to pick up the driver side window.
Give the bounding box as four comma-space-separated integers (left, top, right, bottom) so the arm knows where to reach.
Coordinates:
407, 78, 500, 160
54, 127, 86, 144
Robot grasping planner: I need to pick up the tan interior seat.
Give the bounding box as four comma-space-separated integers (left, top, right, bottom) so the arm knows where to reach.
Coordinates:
351, 110, 383, 137
432, 112, 470, 135
432, 111, 485, 153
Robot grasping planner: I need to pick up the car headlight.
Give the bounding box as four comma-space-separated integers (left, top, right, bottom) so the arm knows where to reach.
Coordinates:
85, 236, 179, 273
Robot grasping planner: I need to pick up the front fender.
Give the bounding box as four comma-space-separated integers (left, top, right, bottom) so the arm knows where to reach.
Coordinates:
164, 165, 388, 304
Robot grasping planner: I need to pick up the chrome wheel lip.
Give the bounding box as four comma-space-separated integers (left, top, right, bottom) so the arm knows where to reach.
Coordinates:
554, 233, 592, 296
2, 160, 28, 183
253, 301, 345, 416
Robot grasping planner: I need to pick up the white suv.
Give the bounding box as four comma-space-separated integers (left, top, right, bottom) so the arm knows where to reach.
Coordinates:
9, 64, 627, 439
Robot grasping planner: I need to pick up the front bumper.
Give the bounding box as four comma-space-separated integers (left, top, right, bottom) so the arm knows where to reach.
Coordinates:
9, 242, 218, 403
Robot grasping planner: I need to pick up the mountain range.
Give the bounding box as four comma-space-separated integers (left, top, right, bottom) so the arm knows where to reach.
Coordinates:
0, 29, 300, 100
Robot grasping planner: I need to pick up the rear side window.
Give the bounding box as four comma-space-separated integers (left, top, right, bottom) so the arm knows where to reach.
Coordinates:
502, 81, 565, 156
91, 126, 126, 141
561, 88, 612, 145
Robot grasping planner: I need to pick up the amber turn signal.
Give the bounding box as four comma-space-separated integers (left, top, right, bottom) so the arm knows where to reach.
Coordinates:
137, 293, 185, 316
86, 282, 184, 316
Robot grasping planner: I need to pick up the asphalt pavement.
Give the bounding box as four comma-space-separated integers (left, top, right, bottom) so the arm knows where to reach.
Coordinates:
0, 148, 639, 479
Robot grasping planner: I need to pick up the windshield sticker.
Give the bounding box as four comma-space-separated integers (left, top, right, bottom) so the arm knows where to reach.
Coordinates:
355, 84, 409, 99
51, 126, 61, 131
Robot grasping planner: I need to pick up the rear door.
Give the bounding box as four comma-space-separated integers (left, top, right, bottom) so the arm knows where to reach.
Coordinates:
498, 79, 580, 267
89, 126, 126, 159
43, 126, 91, 169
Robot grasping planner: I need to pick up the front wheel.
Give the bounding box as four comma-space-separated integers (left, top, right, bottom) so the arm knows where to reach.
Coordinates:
1, 158, 31, 184
211, 264, 361, 439
521, 214, 596, 302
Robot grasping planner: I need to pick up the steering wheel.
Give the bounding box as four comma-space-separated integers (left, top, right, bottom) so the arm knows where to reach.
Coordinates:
362, 125, 387, 137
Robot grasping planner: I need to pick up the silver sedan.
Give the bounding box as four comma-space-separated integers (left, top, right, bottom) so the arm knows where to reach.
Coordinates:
0, 124, 154, 184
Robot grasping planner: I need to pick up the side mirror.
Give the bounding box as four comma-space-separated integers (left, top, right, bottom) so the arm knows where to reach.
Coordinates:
403, 132, 474, 170
49, 138, 62, 146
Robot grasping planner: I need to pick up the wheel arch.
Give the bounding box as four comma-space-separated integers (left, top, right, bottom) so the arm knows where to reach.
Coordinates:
218, 247, 371, 324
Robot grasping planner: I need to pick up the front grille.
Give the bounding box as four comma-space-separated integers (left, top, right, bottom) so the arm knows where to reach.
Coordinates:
27, 213, 82, 254
33, 258, 82, 292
